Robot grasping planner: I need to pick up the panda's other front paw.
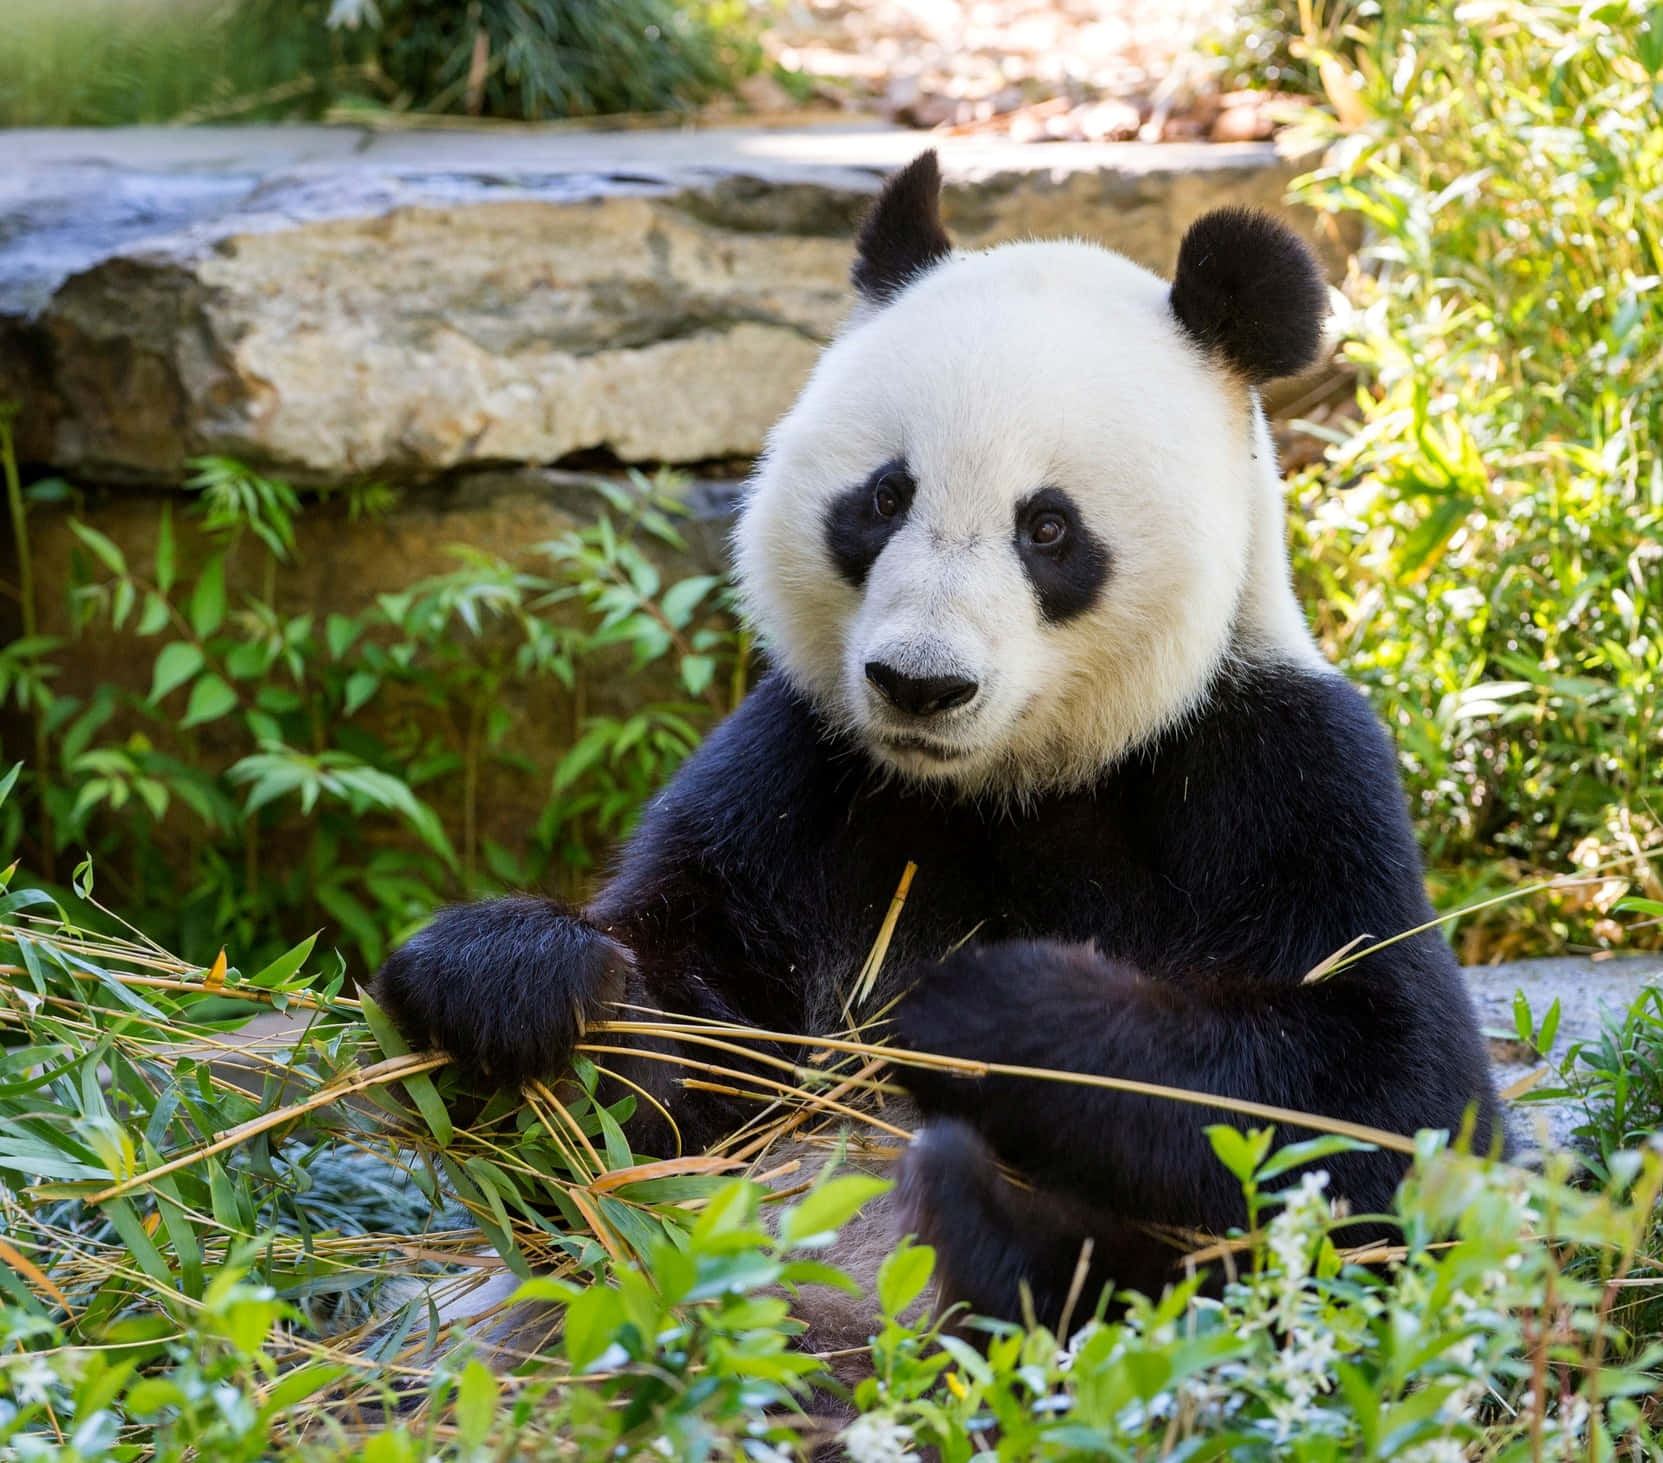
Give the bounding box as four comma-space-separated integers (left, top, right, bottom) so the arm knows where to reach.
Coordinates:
889, 946, 1005, 1117
371, 897, 631, 1089
891, 939, 1129, 1118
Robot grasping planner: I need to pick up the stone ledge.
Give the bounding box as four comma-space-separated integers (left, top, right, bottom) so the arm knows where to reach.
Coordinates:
0, 124, 1347, 485
1472, 955, 1663, 1152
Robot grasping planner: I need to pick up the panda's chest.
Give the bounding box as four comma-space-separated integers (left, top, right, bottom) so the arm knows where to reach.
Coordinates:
815, 776, 1181, 971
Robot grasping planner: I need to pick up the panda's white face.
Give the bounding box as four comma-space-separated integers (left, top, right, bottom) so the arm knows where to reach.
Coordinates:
733, 170, 1324, 798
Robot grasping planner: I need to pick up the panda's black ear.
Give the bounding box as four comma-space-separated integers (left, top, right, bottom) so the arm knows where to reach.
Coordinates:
852, 150, 953, 304
1169, 208, 1327, 383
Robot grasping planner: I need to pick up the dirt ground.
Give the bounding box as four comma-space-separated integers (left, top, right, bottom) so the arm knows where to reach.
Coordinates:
725, 0, 1299, 144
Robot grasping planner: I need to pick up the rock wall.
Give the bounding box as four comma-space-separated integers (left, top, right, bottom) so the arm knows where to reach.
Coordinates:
1, 124, 1350, 486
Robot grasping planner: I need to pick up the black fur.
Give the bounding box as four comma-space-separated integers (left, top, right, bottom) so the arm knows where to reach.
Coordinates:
898, 1120, 1183, 1325
824, 460, 915, 589
373, 897, 630, 1087
1169, 207, 1328, 383
375, 665, 1505, 1321
1014, 487, 1111, 623
851, 151, 954, 303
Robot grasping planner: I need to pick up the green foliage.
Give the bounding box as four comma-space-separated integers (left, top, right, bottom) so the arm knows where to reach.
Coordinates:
3, 856, 1661, 1459
0, 0, 354, 127
1283, 0, 1663, 955
0, 0, 761, 126
353, 0, 763, 120
1, 459, 743, 972
1528, 985, 1663, 1185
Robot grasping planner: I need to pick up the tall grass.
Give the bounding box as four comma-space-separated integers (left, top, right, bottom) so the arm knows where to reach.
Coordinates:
0, 0, 760, 126
1283, 0, 1663, 957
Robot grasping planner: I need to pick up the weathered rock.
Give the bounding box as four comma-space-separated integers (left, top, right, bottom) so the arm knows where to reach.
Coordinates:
0, 125, 1351, 486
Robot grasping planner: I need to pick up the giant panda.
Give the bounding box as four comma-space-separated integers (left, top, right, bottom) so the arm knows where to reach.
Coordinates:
374, 151, 1505, 1326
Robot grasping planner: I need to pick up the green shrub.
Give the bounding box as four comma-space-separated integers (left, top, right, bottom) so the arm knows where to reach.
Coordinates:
0, 0, 760, 126
352, 0, 762, 120
0, 1, 351, 127
0, 456, 744, 972
2, 863, 1661, 1459
1282, 0, 1663, 955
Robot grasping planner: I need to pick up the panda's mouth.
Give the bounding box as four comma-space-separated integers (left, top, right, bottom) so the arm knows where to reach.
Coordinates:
873, 733, 970, 763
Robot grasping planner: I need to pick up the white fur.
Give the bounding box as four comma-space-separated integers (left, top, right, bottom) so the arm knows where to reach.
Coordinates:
733, 240, 1325, 798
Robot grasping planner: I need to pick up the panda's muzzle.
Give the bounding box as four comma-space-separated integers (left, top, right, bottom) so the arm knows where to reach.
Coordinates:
864, 662, 979, 719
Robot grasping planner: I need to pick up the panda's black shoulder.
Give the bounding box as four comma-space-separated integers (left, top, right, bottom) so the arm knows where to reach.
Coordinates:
613, 671, 851, 879
1145, 658, 1433, 931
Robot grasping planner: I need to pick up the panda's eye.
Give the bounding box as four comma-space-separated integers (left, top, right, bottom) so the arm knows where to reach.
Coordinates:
1028, 512, 1068, 549
872, 474, 907, 519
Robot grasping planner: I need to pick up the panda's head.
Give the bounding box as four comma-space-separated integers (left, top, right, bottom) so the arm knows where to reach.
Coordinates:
734, 151, 1329, 798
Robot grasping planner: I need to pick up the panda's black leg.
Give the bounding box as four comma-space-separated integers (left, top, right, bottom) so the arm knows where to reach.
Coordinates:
897, 1120, 1183, 1331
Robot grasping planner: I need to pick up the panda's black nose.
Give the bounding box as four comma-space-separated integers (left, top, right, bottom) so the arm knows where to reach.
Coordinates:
864, 662, 979, 717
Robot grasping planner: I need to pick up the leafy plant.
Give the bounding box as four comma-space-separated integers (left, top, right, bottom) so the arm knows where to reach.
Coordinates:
2, 456, 743, 973
3, 846, 1662, 1460
1278, 0, 1663, 957
352, 0, 763, 120
0, 0, 762, 126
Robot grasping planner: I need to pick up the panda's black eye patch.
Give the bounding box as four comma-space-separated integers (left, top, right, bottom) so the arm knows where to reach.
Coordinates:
1015, 487, 1109, 623
825, 460, 915, 588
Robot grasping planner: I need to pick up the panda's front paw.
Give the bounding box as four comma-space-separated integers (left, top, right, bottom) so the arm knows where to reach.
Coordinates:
371, 897, 631, 1089
891, 939, 1126, 1117
889, 946, 1006, 1117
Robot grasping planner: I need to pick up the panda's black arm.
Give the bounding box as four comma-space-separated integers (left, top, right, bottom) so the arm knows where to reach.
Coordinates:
372, 677, 834, 1151
893, 938, 1500, 1230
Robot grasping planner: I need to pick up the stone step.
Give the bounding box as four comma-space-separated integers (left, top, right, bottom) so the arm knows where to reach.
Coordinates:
0, 123, 1345, 486
1469, 954, 1663, 1153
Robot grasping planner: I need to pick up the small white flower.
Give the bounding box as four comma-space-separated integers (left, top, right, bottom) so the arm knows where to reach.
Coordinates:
1556, 1394, 1591, 1439
9, 1357, 58, 1408
325, 0, 379, 28
1053, 1321, 1101, 1373
840, 1412, 915, 1463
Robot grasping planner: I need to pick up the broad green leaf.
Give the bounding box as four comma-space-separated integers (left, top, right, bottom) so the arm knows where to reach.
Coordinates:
70, 519, 128, 576
778, 1173, 891, 1247
149, 641, 204, 703
180, 673, 238, 728
660, 573, 719, 629
876, 1242, 934, 1316
563, 1282, 626, 1371
136, 592, 170, 636
190, 555, 227, 637
1257, 1133, 1375, 1184
454, 1360, 499, 1449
